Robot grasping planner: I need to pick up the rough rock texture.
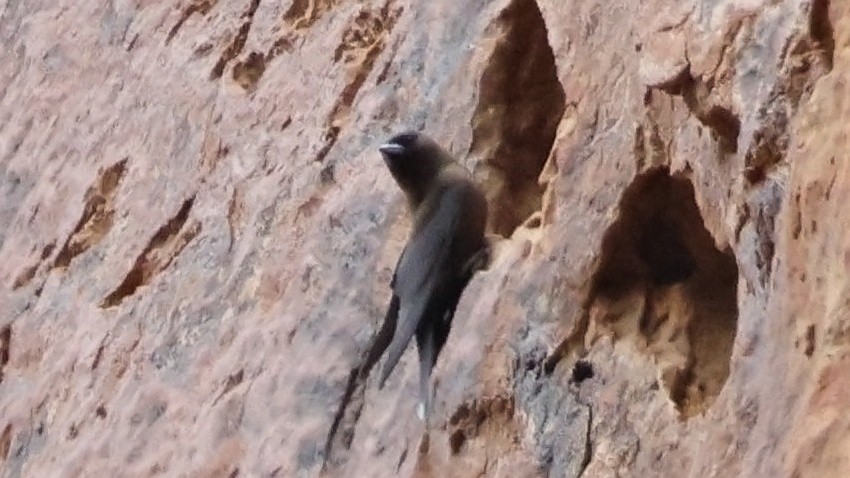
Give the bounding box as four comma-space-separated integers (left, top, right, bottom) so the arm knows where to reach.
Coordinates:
0, 0, 847, 476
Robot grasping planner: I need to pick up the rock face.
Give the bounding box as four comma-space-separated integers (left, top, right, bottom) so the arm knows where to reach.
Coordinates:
0, 0, 847, 476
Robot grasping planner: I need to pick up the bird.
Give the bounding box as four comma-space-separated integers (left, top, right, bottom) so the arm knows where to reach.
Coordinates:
372, 130, 489, 421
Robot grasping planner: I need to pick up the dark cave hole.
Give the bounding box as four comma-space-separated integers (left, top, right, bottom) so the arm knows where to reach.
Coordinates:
590, 167, 739, 418
469, 0, 565, 238
637, 214, 696, 286
810, 0, 834, 70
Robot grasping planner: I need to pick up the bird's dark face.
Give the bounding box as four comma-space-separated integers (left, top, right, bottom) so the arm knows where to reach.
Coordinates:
378, 131, 420, 165
379, 131, 446, 205
379, 130, 445, 181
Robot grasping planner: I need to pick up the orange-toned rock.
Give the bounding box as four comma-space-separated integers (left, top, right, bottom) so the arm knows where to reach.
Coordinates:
0, 0, 847, 476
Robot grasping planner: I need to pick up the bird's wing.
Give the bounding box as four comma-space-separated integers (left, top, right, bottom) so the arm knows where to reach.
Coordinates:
378, 186, 464, 387
361, 294, 400, 377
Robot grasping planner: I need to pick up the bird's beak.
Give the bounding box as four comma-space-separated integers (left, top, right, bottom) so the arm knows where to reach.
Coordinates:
378, 143, 406, 156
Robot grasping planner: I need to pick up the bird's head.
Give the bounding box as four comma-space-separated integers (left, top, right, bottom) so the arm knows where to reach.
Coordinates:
378, 131, 420, 160
378, 131, 449, 195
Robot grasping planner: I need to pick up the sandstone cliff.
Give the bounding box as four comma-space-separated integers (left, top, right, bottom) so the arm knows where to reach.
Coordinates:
0, 0, 847, 476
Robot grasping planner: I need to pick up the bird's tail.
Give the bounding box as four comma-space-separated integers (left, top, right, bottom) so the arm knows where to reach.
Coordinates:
416, 326, 435, 423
